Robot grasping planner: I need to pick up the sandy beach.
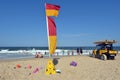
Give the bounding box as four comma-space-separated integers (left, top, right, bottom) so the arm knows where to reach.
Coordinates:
0, 55, 120, 80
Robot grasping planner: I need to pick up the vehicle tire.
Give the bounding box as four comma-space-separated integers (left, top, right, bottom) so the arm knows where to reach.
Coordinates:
101, 54, 107, 60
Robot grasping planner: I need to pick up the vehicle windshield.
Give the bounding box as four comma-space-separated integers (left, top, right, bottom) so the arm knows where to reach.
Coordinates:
96, 44, 113, 50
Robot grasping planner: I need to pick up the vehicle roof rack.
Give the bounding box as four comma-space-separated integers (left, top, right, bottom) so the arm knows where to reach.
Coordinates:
94, 40, 117, 44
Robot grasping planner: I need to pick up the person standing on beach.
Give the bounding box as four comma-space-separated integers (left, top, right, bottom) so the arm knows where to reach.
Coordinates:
72, 50, 74, 55
80, 48, 83, 55
77, 48, 80, 55
67, 50, 70, 55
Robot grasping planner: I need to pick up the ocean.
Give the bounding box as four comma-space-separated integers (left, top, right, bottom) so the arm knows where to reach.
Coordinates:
0, 46, 120, 60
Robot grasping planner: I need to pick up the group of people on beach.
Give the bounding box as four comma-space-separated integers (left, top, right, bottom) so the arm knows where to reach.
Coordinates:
66, 48, 83, 56
34, 48, 83, 58
35, 52, 43, 58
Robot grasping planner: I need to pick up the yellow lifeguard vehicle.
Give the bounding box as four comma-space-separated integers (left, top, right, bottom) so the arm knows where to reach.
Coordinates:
92, 40, 118, 60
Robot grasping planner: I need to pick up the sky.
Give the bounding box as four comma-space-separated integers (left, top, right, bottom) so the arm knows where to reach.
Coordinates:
0, 0, 120, 47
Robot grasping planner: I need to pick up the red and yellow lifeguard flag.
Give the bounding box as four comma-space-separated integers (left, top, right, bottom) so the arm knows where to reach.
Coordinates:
47, 17, 57, 54
46, 3, 60, 17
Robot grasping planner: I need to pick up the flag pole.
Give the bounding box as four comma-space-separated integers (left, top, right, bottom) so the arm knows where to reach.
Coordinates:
45, 3, 51, 58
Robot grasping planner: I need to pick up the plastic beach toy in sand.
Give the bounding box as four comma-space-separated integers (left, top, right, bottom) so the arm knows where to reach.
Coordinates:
56, 69, 61, 74
70, 61, 77, 67
16, 64, 21, 68
28, 65, 32, 69
33, 68, 39, 74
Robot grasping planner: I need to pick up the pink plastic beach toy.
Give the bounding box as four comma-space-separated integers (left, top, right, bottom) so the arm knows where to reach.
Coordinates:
28, 65, 32, 69
33, 68, 39, 73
